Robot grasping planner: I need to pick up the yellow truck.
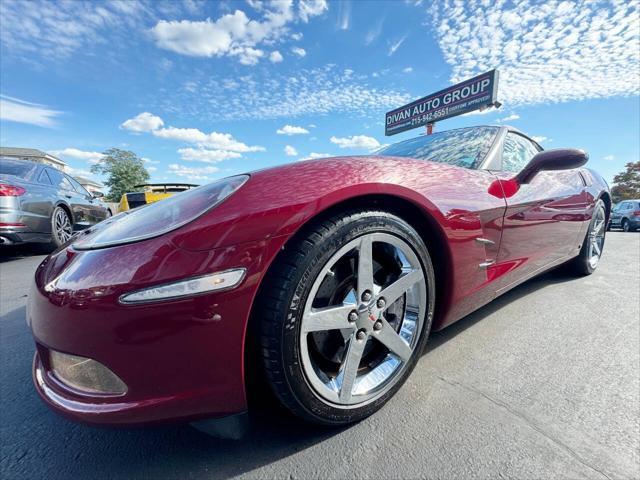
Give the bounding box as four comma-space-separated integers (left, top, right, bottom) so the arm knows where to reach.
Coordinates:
118, 183, 198, 212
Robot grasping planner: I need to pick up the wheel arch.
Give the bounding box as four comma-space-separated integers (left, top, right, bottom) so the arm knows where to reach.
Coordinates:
599, 191, 612, 221
243, 192, 454, 390
53, 202, 74, 225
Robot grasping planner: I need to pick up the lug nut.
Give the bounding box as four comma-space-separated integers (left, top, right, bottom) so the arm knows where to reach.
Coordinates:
373, 321, 383, 331
361, 291, 372, 302
348, 311, 358, 322
376, 297, 386, 309
356, 329, 367, 340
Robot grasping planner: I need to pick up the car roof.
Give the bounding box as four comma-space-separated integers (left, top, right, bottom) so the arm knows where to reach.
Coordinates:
0, 156, 42, 167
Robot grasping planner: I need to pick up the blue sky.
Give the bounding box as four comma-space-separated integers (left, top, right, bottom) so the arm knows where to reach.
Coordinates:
0, 0, 638, 188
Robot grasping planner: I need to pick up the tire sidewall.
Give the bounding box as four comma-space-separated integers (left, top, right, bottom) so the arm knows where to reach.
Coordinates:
50, 206, 70, 247
279, 212, 436, 425
579, 200, 606, 274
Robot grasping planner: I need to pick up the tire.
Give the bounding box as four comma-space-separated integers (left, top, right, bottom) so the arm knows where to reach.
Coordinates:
49, 206, 73, 248
568, 199, 606, 275
256, 209, 436, 425
622, 219, 630, 232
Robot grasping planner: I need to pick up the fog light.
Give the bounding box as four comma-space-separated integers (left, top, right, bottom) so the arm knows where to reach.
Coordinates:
119, 268, 246, 305
49, 351, 127, 395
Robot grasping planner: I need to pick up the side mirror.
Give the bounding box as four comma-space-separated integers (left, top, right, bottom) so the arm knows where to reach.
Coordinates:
92, 191, 104, 199
515, 148, 588, 184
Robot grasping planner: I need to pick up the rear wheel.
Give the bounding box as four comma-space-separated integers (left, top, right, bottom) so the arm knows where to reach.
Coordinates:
50, 206, 73, 248
622, 219, 630, 232
568, 200, 606, 275
256, 210, 435, 425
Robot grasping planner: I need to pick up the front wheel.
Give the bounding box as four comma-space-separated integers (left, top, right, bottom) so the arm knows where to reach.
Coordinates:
256, 210, 435, 425
622, 219, 630, 232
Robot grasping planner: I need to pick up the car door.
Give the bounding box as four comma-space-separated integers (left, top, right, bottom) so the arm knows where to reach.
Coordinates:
490, 131, 588, 293
67, 175, 107, 225
46, 168, 88, 228
609, 202, 626, 226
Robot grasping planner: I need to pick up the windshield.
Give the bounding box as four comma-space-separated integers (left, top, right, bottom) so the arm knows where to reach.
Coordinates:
0, 158, 37, 180
377, 126, 499, 169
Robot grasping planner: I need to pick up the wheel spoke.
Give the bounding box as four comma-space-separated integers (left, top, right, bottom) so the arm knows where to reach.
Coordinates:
378, 269, 423, 306
338, 334, 367, 402
593, 219, 605, 235
357, 236, 374, 298
303, 304, 356, 333
593, 240, 601, 256
373, 319, 412, 362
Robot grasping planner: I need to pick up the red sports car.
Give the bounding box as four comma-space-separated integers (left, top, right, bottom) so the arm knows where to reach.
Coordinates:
28, 125, 610, 436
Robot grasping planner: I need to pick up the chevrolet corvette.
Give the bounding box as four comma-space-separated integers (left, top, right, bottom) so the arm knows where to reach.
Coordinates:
27, 125, 610, 434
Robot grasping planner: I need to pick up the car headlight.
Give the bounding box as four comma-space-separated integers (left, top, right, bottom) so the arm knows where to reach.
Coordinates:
74, 175, 249, 250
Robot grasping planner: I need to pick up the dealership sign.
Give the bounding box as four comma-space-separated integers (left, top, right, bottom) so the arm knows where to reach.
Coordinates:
385, 70, 500, 136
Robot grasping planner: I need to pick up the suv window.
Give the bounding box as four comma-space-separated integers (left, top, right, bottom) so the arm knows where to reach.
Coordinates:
47, 168, 75, 191
38, 169, 53, 185
67, 175, 91, 197
501, 132, 540, 173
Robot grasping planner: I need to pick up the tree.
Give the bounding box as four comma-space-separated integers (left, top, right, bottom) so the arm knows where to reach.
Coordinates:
611, 161, 640, 203
91, 148, 150, 202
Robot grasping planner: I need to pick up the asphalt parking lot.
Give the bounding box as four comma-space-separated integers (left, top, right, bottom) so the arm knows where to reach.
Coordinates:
1, 232, 638, 480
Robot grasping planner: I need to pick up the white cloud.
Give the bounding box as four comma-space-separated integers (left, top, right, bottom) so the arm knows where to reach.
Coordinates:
291, 46, 306, 57
150, 1, 325, 66
402, 67, 413, 73
0, 0, 150, 60
147, 166, 158, 172
119, 116, 265, 153
269, 50, 284, 63
430, 1, 640, 106
330, 135, 381, 151
51, 148, 104, 163
284, 145, 298, 156
336, 1, 351, 30
531, 136, 548, 143
388, 34, 407, 56
152, 65, 410, 121
120, 113, 263, 164
178, 147, 242, 163
299, 0, 328, 23
155, 127, 264, 152
142, 157, 160, 164
168, 163, 219, 181
365, 17, 385, 45
300, 152, 332, 161
0, 95, 61, 128
277, 124, 310, 135
498, 114, 520, 122
121, 112, 164, 133
603, 154, 615, 161
291, 32, 303, 41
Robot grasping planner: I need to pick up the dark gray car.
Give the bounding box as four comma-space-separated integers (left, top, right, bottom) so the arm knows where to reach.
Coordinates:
0, 158, 111, 247
608, 199, 640, 232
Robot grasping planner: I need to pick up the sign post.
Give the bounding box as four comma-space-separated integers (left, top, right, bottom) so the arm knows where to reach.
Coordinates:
385, 69, 500, 137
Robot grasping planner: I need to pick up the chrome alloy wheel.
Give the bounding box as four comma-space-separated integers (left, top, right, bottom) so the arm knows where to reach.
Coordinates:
299, 233, 427, 408
588, 204, 606, 269
53, 208, 73, 244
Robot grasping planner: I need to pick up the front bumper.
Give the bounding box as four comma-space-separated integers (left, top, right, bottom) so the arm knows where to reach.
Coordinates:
28, 234, 283, 426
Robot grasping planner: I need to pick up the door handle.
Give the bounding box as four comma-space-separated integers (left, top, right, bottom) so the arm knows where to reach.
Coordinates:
478, 259, 496, 269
